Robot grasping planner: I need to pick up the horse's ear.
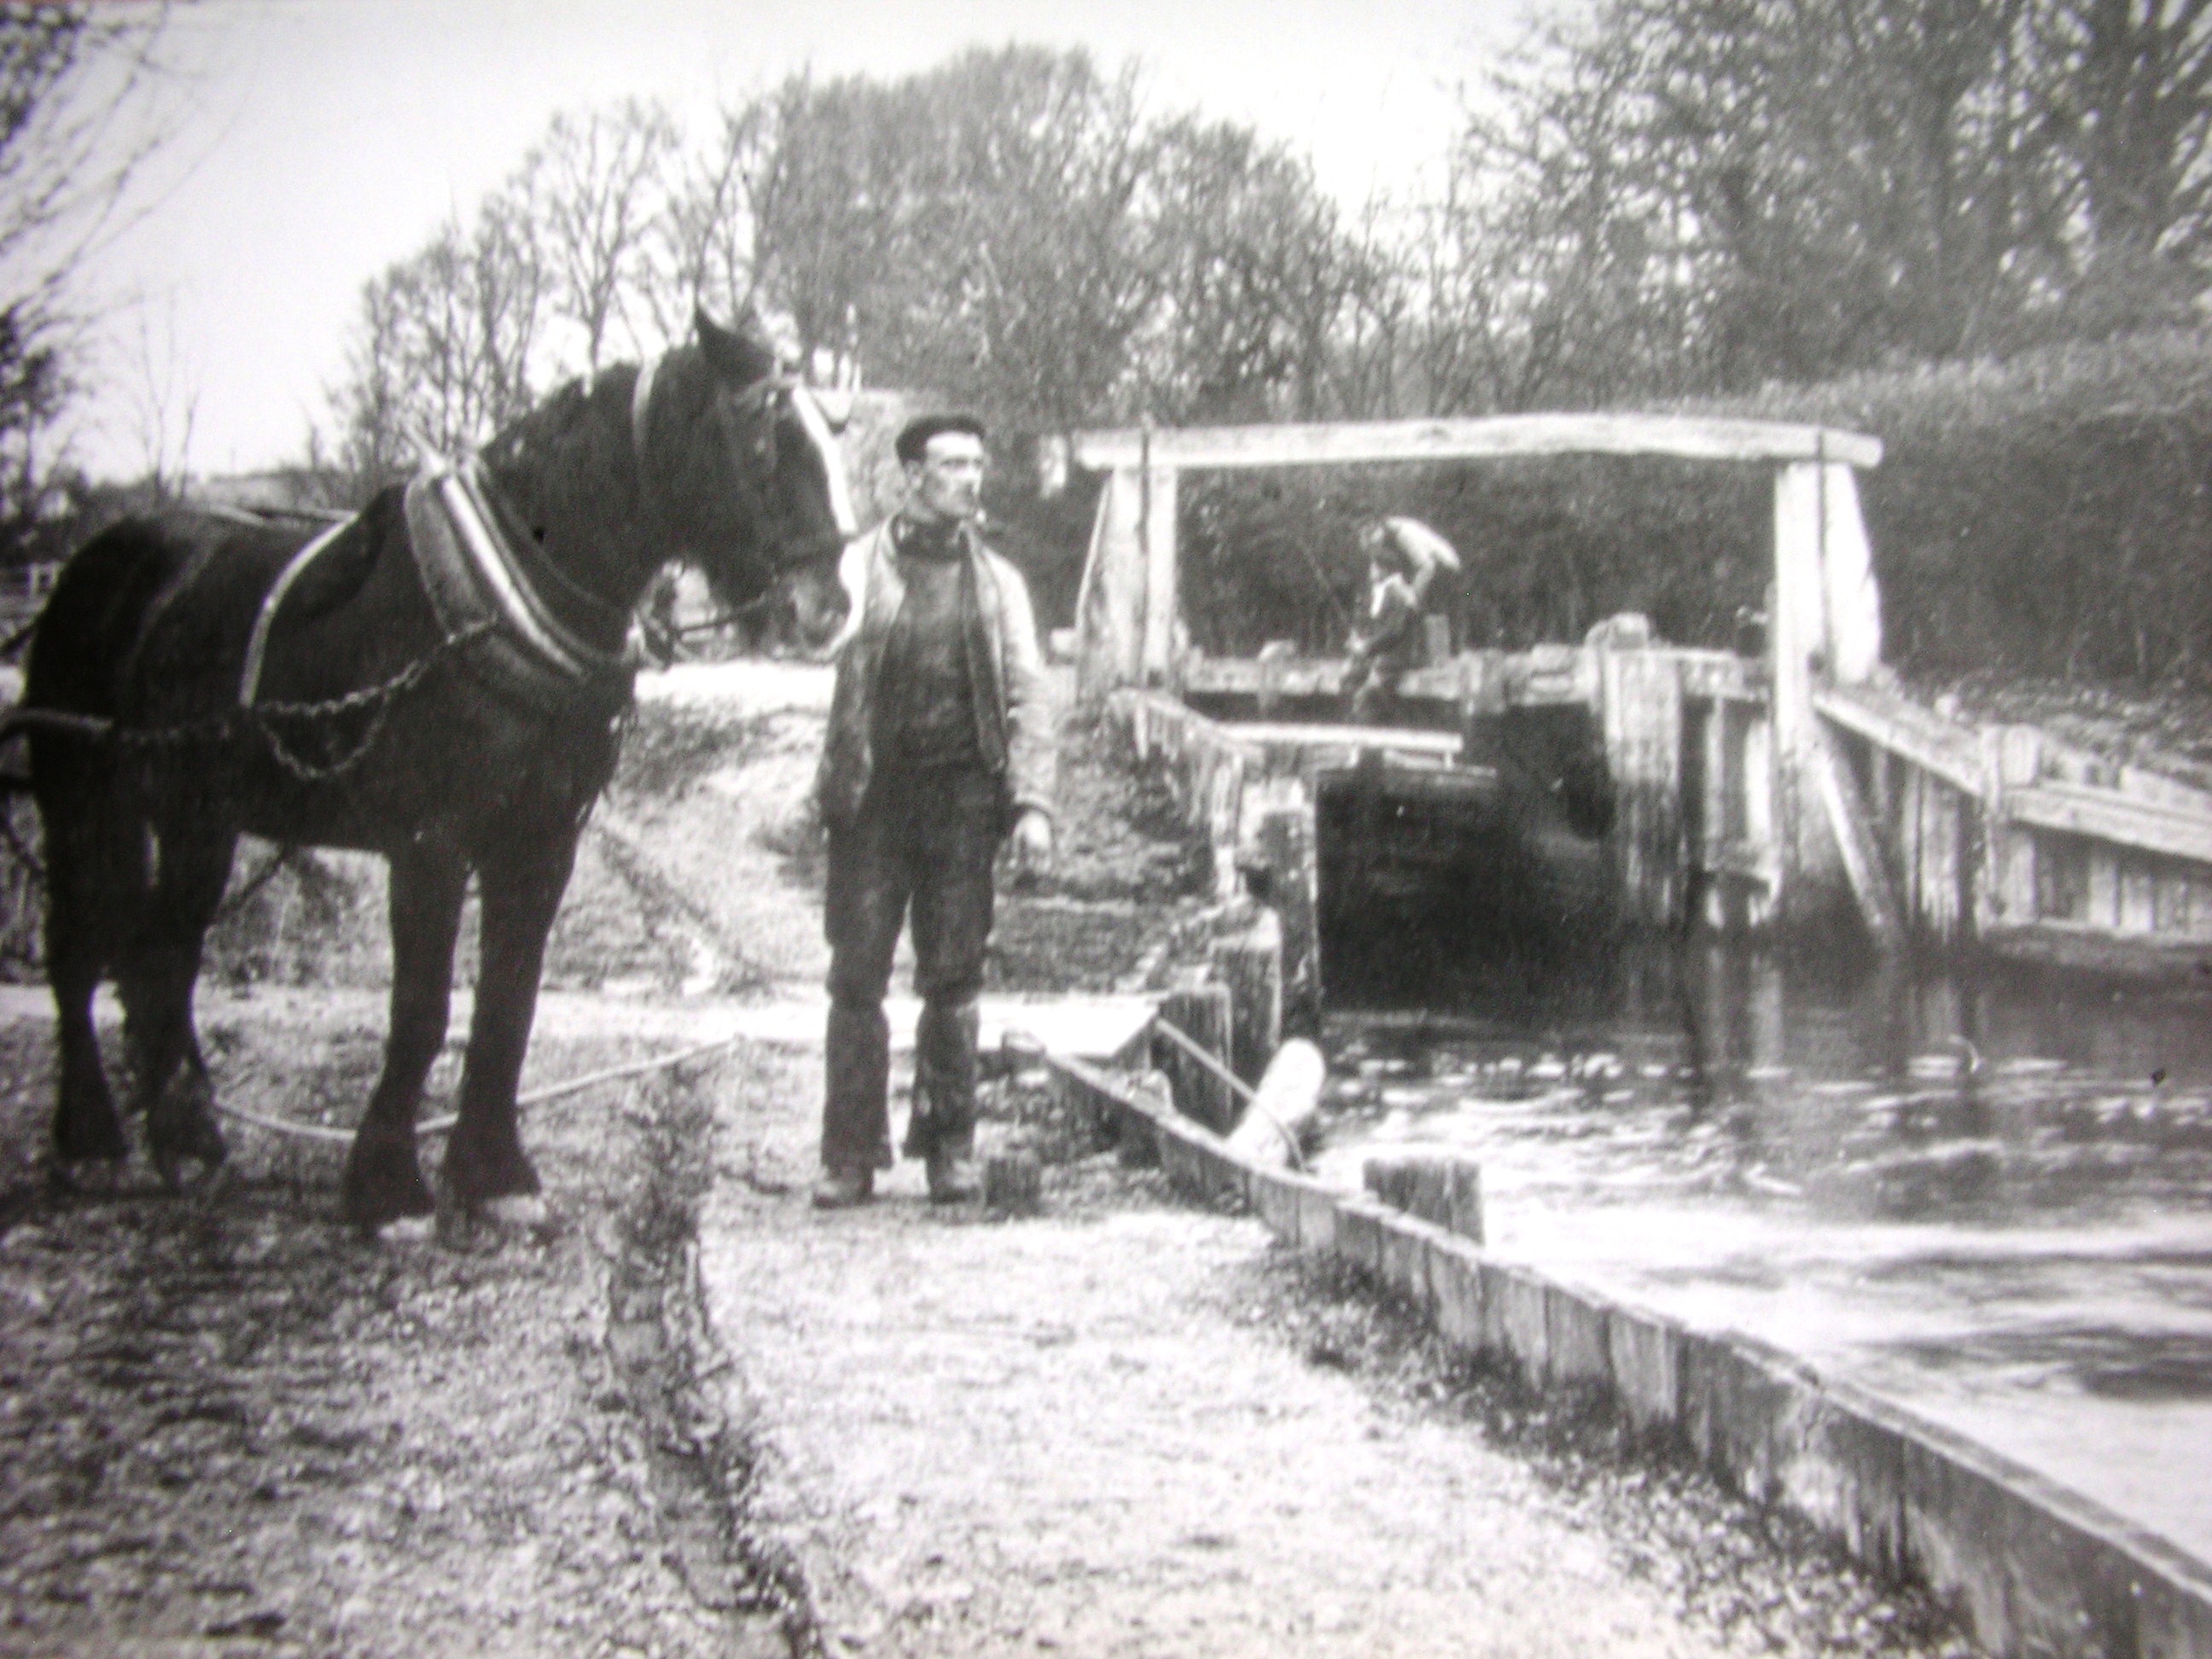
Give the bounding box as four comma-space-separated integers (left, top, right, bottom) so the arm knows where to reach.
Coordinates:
695, 306, 777, 386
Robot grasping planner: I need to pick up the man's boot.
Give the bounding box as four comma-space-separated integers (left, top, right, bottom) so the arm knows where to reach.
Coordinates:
925, 1147, 980, 1204
812, 1167, 875, 1210
916, 995, 981, 1202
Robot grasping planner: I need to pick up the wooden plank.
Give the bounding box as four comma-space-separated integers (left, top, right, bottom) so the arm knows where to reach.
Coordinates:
1813, 684, 1985, 795
2120, 855, 2160, 936
2087, 845, 2122, 929
1906, 768, 1966, 944
1185, 657, 1345, 698
1898, 766, 1924, 931
1072, 413, 1883, 473
1979, 727, 2040, 930
2118, 765, 2212, 815
1814, 722, 1904, 949
1703, 841, 1772, 882
1154, 982, 1235, 1134
2006, 782, 2212, 866
1985, 920, 2212, 975
2035, 832, 2090, 923
1818, 463, 1883, 684
1772, 463, 1833, 920
1740, 710, 1778, 927
1677, 650, 1767, 701
1208, 721, 1461, 760
2155, 864, 2194, 934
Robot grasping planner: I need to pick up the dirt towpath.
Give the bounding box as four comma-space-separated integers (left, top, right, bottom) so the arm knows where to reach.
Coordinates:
697, 1040, 1967, 1659
702, 1062, 1700, 1657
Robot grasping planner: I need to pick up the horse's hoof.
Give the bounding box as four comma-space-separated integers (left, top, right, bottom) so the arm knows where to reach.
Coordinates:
153, 1148, 228, 1196
342, 1137, 434, 1236
432, 1189, 552, 1252
368, 1214, 436, 1247
48, 1158, 124, 1198
148, 1078, 229, 1191
480, 1193, 550, 1231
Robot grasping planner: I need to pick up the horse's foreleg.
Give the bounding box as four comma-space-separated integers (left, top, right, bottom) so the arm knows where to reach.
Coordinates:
341, 839, 469, 1235
120, 818, 238, 1188
439, 827, 579, 1222
38, 771, 144, 1175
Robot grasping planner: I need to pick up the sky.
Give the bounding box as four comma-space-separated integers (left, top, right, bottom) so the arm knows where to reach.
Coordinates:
71, 0, 1533, 483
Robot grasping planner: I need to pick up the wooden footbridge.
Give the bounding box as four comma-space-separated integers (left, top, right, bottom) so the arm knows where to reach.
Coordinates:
1068, 414, 2212, 999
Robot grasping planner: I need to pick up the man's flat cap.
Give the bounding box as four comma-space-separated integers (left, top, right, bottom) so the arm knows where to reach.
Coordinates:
895, 412, 987, 465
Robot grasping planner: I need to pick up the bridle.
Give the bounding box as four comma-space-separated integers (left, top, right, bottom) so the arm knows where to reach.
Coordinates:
630, 352, 856, 585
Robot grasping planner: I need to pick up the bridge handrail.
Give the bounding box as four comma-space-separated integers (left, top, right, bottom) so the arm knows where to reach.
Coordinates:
1072, 413, 1883, 473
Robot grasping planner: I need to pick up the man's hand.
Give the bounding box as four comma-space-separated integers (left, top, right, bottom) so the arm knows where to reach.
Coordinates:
1010, 808, 1054, 882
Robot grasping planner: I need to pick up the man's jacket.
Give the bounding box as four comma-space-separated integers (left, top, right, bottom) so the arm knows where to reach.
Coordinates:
815, 516, 1056, 830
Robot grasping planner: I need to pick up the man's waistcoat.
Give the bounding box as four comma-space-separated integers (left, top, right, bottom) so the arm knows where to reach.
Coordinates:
814, 518, 1056, 830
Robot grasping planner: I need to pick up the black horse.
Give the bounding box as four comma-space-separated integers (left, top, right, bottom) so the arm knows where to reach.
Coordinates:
16, 309, 851, 1235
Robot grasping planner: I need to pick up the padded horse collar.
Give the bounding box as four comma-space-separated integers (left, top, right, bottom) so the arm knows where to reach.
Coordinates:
237, 463, 633, 719
405, 461, 633, 716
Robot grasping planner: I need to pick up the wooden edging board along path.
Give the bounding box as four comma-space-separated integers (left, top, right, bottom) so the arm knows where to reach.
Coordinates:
1036, 1050, 2212, 1659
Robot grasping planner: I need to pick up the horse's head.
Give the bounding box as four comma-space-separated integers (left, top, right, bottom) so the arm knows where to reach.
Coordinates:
642, 308, 855, 649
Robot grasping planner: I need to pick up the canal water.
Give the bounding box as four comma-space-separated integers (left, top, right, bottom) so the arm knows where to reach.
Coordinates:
1313, 936, 2212, 1563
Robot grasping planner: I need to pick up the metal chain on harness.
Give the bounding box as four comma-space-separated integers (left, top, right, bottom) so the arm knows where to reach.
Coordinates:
0, 619, 501, 783
245, 620, 494, 783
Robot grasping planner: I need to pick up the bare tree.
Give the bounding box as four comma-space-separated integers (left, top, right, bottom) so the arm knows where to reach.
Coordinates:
516, 98, 682, 371
334, 199, 546, 480
645, 99, 771, 341
120, 292, 197, 501
0, 3, 178, 554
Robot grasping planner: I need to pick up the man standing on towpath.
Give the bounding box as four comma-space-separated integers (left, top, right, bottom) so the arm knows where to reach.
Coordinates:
811, 414, 1056, 1209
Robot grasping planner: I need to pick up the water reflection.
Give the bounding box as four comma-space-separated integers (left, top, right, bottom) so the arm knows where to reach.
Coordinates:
1314, 933, 2212, 1560
1320, 937, 2212, 1226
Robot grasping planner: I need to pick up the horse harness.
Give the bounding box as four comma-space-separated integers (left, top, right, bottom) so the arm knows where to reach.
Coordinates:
3, 357, 851, 780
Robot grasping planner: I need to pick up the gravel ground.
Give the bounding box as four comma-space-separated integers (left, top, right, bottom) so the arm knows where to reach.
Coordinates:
0, 1008, 790, 1659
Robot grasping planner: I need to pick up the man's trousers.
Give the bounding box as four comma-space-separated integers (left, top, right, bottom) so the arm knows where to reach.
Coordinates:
821, 763, 1004, 1174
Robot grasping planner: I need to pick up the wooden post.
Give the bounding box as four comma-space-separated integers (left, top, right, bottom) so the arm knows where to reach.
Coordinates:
1813, 722, 1903, 951
1771, 462, 1848, 923
1362, 1150, 1484, 1244
1741, 707, 1778, 928
1138, 462, 1179, 687
1256, 804, 1319, 1028
984, 1151, 1043, 1217
1699, 697, 1736, 929
1153, 981, 1235, 1132
1210, 907, 1284, 1087
1075, 468, 1144, 702
1422, 614, 1452, 666
1819, 464, 1883, 685
1977, 725, 2041, 933
1598, 643, 1684, 928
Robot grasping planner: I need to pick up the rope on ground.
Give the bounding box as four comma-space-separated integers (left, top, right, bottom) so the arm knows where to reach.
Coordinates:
211, 1029, 748, 1145
1147, 1014, 1307, 1170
